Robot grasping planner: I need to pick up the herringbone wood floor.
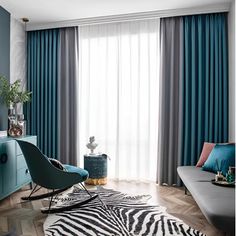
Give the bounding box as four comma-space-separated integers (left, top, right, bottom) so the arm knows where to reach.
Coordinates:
0, 180, 225, 236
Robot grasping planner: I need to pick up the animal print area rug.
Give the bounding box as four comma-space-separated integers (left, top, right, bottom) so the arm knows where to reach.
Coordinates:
44, 187, 205, 236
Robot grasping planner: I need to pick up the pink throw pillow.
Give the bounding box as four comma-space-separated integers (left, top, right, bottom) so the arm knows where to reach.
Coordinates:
196, 142, 215, 167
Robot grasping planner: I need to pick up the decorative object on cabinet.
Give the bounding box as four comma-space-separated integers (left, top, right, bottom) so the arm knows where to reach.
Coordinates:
8, 125, 23, 137
16, 140, 100, 214
0, 135, 37, 200
0, 130, 7, 138
0, 76, 31, 137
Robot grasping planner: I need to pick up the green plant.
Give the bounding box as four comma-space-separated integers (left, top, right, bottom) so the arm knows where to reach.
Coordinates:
0, 76, 32, 107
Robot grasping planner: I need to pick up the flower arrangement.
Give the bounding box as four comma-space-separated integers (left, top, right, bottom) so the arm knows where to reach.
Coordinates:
0, 75, 32, 137
0, 76, 31, 108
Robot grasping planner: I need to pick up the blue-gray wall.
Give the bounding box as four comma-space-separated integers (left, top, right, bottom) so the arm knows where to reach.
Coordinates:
0, 6, 10, 130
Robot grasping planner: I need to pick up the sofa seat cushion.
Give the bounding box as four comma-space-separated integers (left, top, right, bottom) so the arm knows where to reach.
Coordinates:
177, 166, 235, 234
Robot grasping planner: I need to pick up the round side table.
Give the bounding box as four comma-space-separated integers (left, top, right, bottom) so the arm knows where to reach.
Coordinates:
84, 154, 108, 185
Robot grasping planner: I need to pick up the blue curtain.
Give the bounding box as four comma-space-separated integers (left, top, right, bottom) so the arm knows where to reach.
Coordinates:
181, 13, 228, 166
25, 29, 59, 159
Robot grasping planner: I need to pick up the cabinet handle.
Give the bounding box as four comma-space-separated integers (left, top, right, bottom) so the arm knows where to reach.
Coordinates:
0, 153, 8, 164
25, 169, 29, 174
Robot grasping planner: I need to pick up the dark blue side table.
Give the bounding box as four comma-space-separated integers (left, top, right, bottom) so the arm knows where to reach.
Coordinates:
84, 154, 108, 185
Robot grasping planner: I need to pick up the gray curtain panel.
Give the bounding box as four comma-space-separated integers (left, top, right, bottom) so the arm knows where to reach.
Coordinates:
157, 17, 183, 185
58, 27, 79, 165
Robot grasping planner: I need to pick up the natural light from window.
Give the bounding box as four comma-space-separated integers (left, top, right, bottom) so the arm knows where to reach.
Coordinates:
78, 19, 160, 181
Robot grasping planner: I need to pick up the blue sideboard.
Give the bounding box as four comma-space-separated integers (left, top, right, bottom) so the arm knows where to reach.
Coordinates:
0, 135, 37, 200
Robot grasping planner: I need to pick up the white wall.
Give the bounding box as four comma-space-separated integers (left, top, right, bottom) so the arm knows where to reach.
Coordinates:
10, 17, 26, 113
228, 0, 235, 142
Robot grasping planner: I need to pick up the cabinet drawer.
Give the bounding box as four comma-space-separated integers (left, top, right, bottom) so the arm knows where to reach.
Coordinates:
1, 141, 17, 194
16, 136, 37, 156
17, 155, 27, 170
17, 167, 31, 186
0, 136, 36, 200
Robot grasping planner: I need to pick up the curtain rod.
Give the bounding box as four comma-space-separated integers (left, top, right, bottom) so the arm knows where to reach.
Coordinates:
26, 2, 230, 31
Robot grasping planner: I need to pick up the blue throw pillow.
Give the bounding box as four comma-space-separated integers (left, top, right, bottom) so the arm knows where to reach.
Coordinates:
202, 144, 235, 176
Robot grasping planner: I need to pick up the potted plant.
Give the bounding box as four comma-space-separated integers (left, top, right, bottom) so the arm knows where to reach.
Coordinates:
0, 75, 32, 136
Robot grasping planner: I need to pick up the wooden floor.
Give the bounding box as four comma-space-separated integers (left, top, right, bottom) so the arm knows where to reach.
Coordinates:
0, 180, 225, 236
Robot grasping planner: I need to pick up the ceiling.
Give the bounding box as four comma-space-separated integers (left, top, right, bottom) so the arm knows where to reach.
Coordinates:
0, 0, 232, 24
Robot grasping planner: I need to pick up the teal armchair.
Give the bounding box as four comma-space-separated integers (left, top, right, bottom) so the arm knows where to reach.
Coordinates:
16, 140, 98, 214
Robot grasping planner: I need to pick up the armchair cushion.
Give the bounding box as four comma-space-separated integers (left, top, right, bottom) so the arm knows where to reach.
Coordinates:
49, 158, 66, 171
63, 165, 89, 181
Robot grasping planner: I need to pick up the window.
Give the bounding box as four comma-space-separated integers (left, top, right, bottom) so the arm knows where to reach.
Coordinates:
78, 19, 160, 181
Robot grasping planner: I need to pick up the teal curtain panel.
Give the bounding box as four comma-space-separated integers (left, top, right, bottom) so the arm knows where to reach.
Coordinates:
157, 13, 228, 185
181, 13, 228, 166
25, 29, 60, 159
26, 27, 79, 164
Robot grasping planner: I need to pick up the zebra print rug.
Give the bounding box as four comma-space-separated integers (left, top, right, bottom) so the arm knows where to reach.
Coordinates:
44, 186, 205, 236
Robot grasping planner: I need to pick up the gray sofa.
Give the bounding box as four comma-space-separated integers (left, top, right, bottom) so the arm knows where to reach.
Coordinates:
177, 166, 235, 234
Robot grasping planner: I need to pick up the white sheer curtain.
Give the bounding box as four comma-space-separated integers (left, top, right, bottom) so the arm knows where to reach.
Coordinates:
78, 19, 160, 181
